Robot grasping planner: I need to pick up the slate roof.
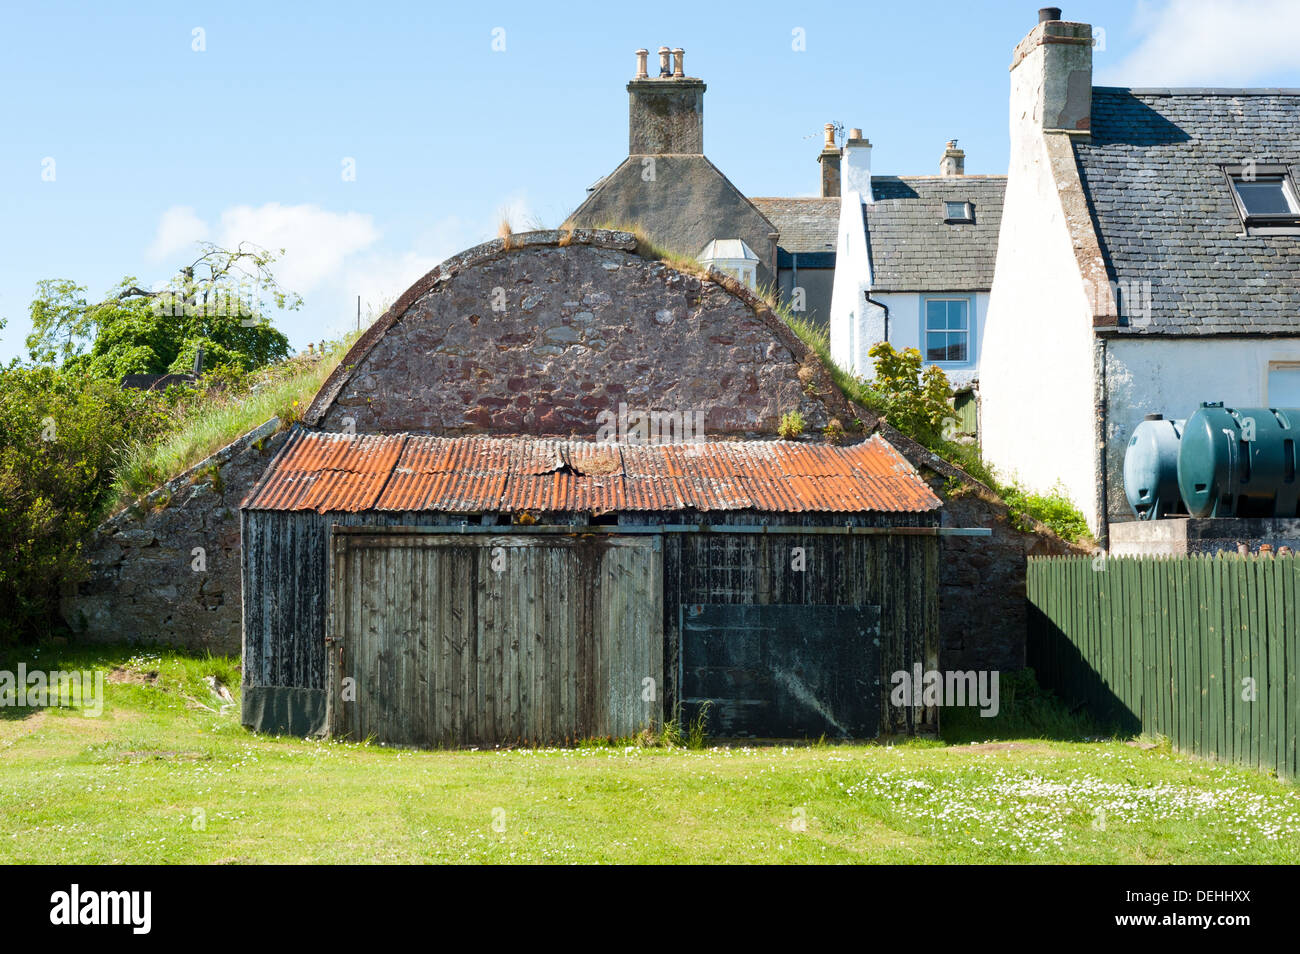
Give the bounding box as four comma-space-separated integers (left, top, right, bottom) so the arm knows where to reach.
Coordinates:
863, 176, 1006, 291
750, 197, 840, 257
1075, 88, 1300, 334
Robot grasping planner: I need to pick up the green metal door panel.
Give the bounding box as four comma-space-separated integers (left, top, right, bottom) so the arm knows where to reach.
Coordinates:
680, 603, 881, 739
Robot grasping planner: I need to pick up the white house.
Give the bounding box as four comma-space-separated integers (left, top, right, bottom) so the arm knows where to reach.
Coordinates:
979, 8, 1300, 545
826, 131, 1005, 400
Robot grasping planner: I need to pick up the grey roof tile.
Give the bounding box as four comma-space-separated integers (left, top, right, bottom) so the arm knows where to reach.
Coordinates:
749, 197, 840, 255
1076, 88, 1300, 334
863, 176, 1005, 291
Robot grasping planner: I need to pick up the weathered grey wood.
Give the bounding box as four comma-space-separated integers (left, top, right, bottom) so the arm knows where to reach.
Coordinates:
326, 532, 664, 746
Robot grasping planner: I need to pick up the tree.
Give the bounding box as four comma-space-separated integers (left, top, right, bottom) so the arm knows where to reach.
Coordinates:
26, 242, 300, 375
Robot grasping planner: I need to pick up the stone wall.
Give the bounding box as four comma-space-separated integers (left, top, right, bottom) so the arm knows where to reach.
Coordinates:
307, 230, 850, 438
60, 418, 288, 654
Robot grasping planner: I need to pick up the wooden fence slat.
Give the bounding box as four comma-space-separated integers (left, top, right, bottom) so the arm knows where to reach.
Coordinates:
1026, 552, 1296, 780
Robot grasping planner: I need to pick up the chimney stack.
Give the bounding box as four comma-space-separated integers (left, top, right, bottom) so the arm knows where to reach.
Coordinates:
628, 46, 705, 155
940, 139, 965, 176
842, 128, 872, 201
818, 123, 840, 197
1010, 7, 1093, 134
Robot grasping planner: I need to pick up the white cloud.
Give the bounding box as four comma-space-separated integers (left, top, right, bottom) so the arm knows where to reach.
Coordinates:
215, 203, 380, 295
146, 205, 209, 261
1099, 0, 1300, 87
140, 196, 537, 348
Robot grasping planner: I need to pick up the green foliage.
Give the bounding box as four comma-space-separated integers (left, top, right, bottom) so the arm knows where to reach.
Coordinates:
0, 368, 167, 642
687, 701, 711, 749
940, 669, 1110, 744
1001, 482, 1092, 541
866, 342, 953, 442
25, 243, 298, 376
776, 308, 1092, 544
777, 410, 805, 440
113, 333, 359, 505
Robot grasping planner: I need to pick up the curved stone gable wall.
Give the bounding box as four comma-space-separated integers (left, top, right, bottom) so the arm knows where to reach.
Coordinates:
312, 233, 845, 438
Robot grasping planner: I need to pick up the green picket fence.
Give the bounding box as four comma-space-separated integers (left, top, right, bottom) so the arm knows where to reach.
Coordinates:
1027, 553, 1299, 779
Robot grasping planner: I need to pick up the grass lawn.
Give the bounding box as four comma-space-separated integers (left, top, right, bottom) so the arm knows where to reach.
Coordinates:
1, 647, 1297, 864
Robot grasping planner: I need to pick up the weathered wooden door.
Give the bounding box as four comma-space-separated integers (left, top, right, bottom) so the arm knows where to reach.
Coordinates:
326, 531, 662, 746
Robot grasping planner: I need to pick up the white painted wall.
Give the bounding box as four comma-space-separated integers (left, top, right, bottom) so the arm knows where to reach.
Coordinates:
980, 55, 1100, 530
829, 191, 872, 372
829, 191, 988, 388
1104, 336, 1300, 521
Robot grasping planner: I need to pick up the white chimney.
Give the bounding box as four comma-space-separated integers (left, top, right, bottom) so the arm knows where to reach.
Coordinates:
842, 128, 872, 201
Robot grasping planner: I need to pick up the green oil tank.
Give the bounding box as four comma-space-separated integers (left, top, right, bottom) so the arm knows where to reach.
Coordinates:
1176, 402, 1300, 518
1123, 414, 1186, 519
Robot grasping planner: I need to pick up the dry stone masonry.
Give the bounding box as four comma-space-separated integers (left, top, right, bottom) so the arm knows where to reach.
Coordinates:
61, 418, 288, 654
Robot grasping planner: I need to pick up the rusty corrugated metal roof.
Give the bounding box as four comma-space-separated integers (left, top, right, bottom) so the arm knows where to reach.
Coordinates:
243, 431, 941, 514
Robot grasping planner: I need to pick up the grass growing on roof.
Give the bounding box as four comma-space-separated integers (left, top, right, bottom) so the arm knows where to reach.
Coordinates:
1, 645, 1296, 864
110, 332, 361, 509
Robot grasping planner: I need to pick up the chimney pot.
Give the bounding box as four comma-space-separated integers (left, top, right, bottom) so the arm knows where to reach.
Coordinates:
848, 127, 863, 141
940, 139, 966, 176
1011, 9, 1093, 133
627, 54, 706, 153
635, 48, 649, 79
823, 123, 836, 149
672, 48, 684, 77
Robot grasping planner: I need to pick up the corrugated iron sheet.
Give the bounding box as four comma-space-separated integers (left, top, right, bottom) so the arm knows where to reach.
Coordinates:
243, 432, 407, 512
244, 431, 941, 514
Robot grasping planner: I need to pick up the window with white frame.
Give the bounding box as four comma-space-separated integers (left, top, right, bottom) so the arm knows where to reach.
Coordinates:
924, 298, 970, 363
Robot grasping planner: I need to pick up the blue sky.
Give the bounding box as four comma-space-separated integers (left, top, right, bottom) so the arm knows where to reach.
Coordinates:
3, 0, 1298, 362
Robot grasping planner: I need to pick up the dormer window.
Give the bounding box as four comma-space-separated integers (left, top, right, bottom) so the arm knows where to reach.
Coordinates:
944, 201, 974, 224
1225, 165, 1300, 233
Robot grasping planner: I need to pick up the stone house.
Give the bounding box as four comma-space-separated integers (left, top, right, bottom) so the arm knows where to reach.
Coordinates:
564, 48, 783, 296
978, 8, 1300, 544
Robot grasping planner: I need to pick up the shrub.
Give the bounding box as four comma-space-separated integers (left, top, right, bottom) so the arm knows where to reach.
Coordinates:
0, 367, 166, 642
777, 410, 805, 440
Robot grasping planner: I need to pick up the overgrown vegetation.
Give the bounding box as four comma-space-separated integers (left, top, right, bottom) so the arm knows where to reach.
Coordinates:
0, 369, 169, 642
939, 669, 1108, 745
777, 410, 805, 440
0, 244, 317, 644
112, 333, 359, 505
25, 244, 299, 377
